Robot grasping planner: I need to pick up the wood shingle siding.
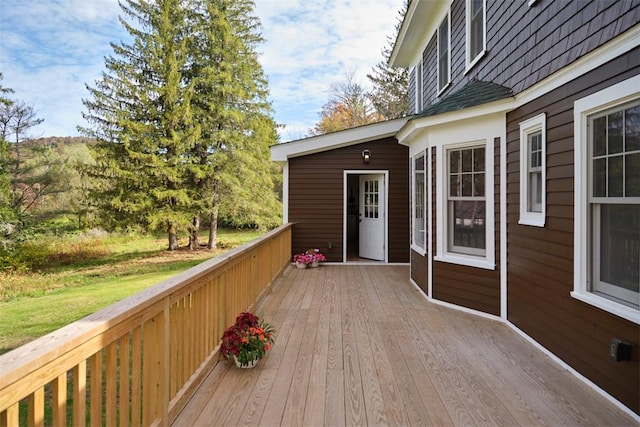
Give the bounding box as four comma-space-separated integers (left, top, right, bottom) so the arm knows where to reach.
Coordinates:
506, 47, 640, 414
416, 0, 640, 110
288, 137, 409, 263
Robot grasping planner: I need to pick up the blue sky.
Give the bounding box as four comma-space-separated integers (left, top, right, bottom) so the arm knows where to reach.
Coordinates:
0, 0, 403, 142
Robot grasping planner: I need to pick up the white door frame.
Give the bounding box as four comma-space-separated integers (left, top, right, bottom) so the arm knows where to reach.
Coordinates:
343, 170, 389, 263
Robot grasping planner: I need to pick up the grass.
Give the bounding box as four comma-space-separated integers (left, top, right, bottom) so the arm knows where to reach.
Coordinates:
0, 229, 262, 354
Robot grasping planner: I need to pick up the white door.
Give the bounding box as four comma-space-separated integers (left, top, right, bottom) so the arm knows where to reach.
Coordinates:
359, 174, 385, 261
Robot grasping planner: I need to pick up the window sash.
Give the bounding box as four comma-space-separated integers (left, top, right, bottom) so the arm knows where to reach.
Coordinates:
447, 146, 486, 256
467, 0, 485, 64
588, 100, 640, 309
438, 14, 450, 91
413, 154, 426, 249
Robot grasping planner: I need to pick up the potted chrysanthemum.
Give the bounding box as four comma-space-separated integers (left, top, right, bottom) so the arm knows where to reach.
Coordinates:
220, 312, 275, 368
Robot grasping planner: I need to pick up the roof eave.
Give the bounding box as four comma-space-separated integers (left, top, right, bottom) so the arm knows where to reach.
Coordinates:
397, 97, 514, 144
270, 117, 410, 161
390, 0, 447, 68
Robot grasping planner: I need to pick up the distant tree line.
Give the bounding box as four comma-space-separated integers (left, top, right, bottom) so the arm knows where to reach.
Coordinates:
309, 0, 410, 136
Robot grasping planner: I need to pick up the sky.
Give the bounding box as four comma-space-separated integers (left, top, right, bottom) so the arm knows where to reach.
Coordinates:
0, 0, 403, 142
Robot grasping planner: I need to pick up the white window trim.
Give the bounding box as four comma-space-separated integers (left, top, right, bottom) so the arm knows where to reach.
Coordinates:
518, 113, 546, 227
437, 9, 451, 96
435, 139, 495, 270
573, 74, 640, 325
465, 0, 487, 72
415, 61, 424, 113
412, 152, 427, 254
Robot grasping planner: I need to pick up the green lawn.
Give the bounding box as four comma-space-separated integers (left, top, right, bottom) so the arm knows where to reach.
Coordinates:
0, 229, 261, 354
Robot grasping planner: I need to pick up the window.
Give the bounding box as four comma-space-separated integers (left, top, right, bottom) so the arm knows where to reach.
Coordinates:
590, 102, 639, 308
573, 75, 640, 324
415, 61, 424, 112
466, 0, 486, 70
413, 153, 426, 251
519, 114, 546, 226
448, 146, 486, 256
437, 12, 450, 93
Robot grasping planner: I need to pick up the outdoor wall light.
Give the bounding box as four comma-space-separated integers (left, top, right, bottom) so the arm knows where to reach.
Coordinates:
362, 149, 371, 163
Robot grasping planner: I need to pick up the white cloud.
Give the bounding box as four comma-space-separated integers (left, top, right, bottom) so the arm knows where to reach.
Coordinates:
0, 0, 404, 140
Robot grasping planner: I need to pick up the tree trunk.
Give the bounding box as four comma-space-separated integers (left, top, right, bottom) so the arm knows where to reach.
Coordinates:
207, 207, 218, 249
168, 222, 179, 251
188, 215, 200, 250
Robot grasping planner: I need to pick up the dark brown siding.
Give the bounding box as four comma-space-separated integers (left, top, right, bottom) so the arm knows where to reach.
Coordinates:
431, 139, 501, 316
288, 138, 409, 263
506, 48, 640, 414
410, 249, 428, 294
417, 0, 640, 109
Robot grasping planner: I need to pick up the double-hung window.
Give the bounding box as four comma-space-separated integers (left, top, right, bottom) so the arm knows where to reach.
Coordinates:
466, 0, 486, 70
413, 153, 426, 251
573, 75, 640, 324
519, 114, 546, 226
448, 146, 486, 256
437, 11, 451, 93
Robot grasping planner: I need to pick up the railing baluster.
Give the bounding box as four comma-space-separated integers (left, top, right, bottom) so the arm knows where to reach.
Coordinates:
28, 388, 44, 427
52, 372, 67, 426
73, 361, 86, 427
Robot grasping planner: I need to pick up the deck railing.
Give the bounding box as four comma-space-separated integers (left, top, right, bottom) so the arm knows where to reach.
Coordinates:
0, 224, 292, 427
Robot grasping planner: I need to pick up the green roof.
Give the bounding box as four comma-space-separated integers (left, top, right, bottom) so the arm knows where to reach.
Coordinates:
414, 79, 513, 119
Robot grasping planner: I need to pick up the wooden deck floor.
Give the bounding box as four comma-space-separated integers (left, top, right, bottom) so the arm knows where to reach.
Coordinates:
174, 265, 635, 426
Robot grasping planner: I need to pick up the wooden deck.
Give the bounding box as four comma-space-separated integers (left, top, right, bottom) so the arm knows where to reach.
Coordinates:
174, 265, 635, 426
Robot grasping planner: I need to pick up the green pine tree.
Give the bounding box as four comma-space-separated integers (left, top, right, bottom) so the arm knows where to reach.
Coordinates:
81, 0, 200, 250
367, 0, 410, 120
187, 0, 281, 249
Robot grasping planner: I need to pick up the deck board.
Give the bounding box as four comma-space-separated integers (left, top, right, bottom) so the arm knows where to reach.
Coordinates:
174, 265, 636, 426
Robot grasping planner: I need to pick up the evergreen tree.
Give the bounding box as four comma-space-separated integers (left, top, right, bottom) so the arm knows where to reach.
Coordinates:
81, 0, 200, 250
367, 0, 410, 120
187, 0, 281, 249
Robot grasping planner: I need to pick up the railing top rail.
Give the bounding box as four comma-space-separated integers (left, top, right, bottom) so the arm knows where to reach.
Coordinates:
0, 223, 293, 390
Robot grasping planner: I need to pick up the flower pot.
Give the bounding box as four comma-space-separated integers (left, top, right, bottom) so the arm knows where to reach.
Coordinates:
296, 261, 308, 269
233, 355, 258, 368
311, 260, 319, 268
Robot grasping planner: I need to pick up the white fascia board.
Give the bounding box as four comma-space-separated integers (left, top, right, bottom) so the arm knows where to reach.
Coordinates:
270, 118, 409, 161
390, 0, 450, 68
397, 97, 514, 145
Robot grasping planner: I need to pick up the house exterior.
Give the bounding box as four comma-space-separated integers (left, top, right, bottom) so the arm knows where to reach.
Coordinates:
271, 0, 639, 416
271, 119, 410, 263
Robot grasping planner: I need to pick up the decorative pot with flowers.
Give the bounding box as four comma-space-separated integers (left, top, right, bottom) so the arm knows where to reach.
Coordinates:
293, 248, 327, 268
220, 312, 275, 368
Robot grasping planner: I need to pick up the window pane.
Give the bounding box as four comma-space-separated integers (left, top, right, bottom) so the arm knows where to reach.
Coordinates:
474, 147, 485, 172
474, 173, 485, 197
593, 116, 607, 156
452, 200, 486, 250
608, 156, 623, 197
608, 111, 623, 154
462, 174, 473, 196
462, 149, 473, 172
593, 158, 606, 197
450, 150, 459, 173
598, 204, 639, 300
626, 105, 640, 152
528, 171, 542, 212
415, 156, 424, 171
450, 175, 460, 197
626, 153, 640, 197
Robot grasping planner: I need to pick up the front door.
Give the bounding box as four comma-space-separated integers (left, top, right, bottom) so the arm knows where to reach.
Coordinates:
359, 174, 385, 261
